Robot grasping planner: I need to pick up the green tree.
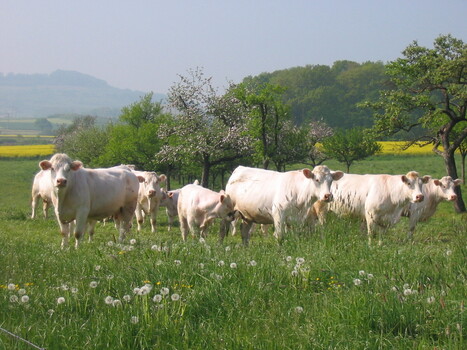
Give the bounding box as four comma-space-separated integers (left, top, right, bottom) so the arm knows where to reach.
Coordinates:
363, 34, 466, 212
322, 128, 381, 173
34, 118, 53, 134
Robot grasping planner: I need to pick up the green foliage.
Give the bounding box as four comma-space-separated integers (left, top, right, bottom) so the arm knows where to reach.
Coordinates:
322, 128, 381, 172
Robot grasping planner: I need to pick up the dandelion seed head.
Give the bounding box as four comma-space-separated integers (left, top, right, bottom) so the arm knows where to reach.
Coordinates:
218, 260, 225, 267
199, 263, 205, 269
359, 270, 366, 276
353, 278, 362, 286
89, 281, 98, 288
104, 296, 114, 305
57, 297, 66, 304
71, 287, 78, 294
21, 295, 29, 303
294, 306, 304, 313
296, 257, 305, 264
171, 293, 180, 301
403, 288, 413, 296
131, 316, 139, 324
427, 296, 436, 304
367, 273, 374, 279
286, 256, 292, 262
18, 288, 26, 295
95, 265, 101, 271
230, 262, 237, 269
153, 294, 162, 303
123, 295, 131, 302
160, 287, 170, 296
112, 299, 122, 307
291, 270, 299, 277
107, 241, 114, 247
249, 260, 257, 267
47, 309, 54, 316
7, 283, 16, 291
174, 260, 181, 265
130, 239, 137, 245
10, 295, 18, 303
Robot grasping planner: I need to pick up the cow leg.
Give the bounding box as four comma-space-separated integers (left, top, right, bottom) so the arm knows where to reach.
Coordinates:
219, 219, 231, 243
59, 222, 70, 249
149, 204, 159, 233
167, 210, 174, 231
31, 194, 39, 219
179, 215, 189, 241
87, 220, 97, 242
135, 205, 144, 233
73, 214, 88, 249
240, 221, 253, 246
42, 200, 50, 219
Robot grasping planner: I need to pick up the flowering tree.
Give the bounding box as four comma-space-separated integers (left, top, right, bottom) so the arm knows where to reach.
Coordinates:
305, 120, 334, 167
160, 68, 251, 188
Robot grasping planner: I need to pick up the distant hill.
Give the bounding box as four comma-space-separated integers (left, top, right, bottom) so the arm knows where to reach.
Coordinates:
0, 70, 165, 118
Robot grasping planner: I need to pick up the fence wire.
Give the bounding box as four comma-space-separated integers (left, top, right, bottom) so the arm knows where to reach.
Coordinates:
0, 326, 46, 350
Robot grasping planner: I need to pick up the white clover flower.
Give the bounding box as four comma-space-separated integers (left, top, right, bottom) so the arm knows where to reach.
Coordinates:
57, 297, 66, 304
21, 295, 29, 303
171, 293, 180, 301
130, 239, 137, 245
294, 306, 304, 313
10, 295, 18, 303
123, 295, 131, 302
104, 296, 114, 305
153, 294, 163, 303
296, 257, 305, 265
353, 278, 362, 286
359, 270, 366, 276
218, 260, 225, 267
174, 260, 181, 265
18, 288, 26, 295
286, 256, 292, 262
427, 296, 436, 304
131, 316, 139, 324
291, 270, 299, 277
112, 299, 122, 307
230, 263, 237, 269
160, 287, 170, 296
89, 281, 98, 288
95, 265, 101, 271
71, 287, 78, 294
403, 289, 413, 296
7, 283, 16, 291
249, 260, 257, 267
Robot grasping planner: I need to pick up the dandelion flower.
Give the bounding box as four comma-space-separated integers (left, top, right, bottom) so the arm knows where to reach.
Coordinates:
286, 256, 292, 262
131, 316, 139, 324
71, 287, 78, 294
21, 295, 29, 303
151, 244, 160, 251
112, 299, 122, 307
104, 296, 114, 305
61, 284, 69, 291
95, 265, 101, 271
353, 278, 362, 286
89, 281, 98, 288
160, 287, 170, 296
218, 260, 225, 267
153, 294, 162, 303
130, 239, 137, 245
10, 295, 18, 303
123, 295, 131, 302
291, 270, 299, 277
230, 262, 237, 269
403, 288, 413, 296
57, 297, 66, 304
7, 283, 16, 291
296, 257, 305, 264
427, 296, 436, 304
47, 309, 55, 316
174, 260, 181, 265
171, 293, 180, 301
294, 306, 304, 313
107, 241, 114, 247
133, 287, 141, 295
367, 273, 374, 279
359, 270, 366, 276
199, 263, 205, 269
18, 288, 26, 295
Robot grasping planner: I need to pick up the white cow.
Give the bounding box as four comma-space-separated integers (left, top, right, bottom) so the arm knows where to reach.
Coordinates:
403, 176, 462, 239
160, 189, 180, 231
320, 171, 429, 244
177, 183, 236, 241
39, 153, 142, 248
222, 165, 344, 244
31, 169, 53, 219
133, 171, 166, 233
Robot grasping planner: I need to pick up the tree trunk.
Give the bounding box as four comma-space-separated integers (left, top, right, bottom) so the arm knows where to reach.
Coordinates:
443, 152, 466, 212
201, 158, 210, 188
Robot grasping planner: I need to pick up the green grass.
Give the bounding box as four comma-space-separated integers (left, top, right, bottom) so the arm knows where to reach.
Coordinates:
0, 158, 466, 350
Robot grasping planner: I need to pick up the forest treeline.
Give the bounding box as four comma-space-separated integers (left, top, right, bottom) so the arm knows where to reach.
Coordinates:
242, 60, 387, 129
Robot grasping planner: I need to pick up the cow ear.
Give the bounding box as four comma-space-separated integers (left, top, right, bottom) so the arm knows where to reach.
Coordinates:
220, 194, 225, 203
168, 192, 174, 198
401, 175, 409, 184
159, 174, 167, 183
422, 176, 431, 184
433, 179, 441, 186
332, 171, 344, 181
454, 179, 463, 186
39, 160, 52, 170
70, 161, 83, 171
137, 176, 145, 183
303, 169, 314, 179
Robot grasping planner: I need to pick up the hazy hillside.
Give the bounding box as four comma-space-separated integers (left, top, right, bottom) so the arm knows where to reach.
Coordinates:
0, 70, 165, 118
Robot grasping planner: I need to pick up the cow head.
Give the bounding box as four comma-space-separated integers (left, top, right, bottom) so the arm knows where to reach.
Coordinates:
303, 166, 344, 202
401, 171, 429, 203
218, 190, 237, 221
433, 176, 462, 201
139, 172, 166, 199
39, 153, 82, 189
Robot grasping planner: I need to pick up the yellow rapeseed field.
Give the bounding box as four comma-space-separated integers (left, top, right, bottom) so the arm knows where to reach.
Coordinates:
0, 144, 55, 157
377, 141, 434, 155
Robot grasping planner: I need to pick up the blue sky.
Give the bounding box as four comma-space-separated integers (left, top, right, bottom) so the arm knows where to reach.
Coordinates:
1, 0, 466, 93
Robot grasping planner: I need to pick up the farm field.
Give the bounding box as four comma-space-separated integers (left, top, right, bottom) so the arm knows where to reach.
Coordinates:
0, 157, 466, 349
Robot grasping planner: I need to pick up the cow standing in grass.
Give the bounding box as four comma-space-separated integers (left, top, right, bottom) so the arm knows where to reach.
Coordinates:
31, 169, 53, 219
222, 165, 344, 245
160, 188, 180, 231
39, 153, 142, 248
133, 171, 166, 233
316, 171, 429, 245
402, 176, 462, 239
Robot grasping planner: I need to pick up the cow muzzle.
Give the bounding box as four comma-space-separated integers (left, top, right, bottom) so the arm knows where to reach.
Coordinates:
226, 211, 237, 222
148, 190, 156, 198
449, 194, 457, 201
414, 194, 424, 203
56, 178, 67, 187
322, 193, 333, 202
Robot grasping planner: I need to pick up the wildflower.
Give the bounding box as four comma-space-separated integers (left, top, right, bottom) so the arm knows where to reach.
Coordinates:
353, 279, 362, 286
104, 296, 114, 305
446, 249, 452, 256
89, 281, 98, 288
107, 241, 114, 247
249, 260, 257, 267
230, 263, 237, 269
403, 288, 413, 296
171, 293, 180, 301
130, 239, 137, 245
391, 286, 398, 292
133, 287, 141, 295
359, 270, 366, 276
153, 294, 162, 303
7, 283, 16, 291
427, 296, 436, 304
21, 295, 29, 303
160, 287, 170, 296
199, 263, 205, 269
95, 265, 101, 271
10, 295, 18, 303
294, 306, 304, 313
218, 260, 225, 267
139, 285, 152, 295
106, 275, 114, 280
47, 309, 55, 316
71, 287, 78, 294
112, 299, 122, 307
151, 244, 160, 251
296, 257, 305, 265
367, 273, 374, 279
291, 270, 299, 277
215, 274, 223, 280
131, 316, 139, 324
225, 246, 231, 252
286, 256, 292, 262
123, 295, 131, 302
174, 260, 181, 265
57, 297, 66, 304
18, 288, 26, 295
61, 284, 69, 291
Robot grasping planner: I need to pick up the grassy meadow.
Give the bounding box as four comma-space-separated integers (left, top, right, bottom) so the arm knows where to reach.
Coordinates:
0, 156, 466, 350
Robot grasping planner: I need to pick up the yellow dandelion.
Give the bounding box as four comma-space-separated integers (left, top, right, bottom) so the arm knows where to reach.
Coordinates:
143, 280, 151, 284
